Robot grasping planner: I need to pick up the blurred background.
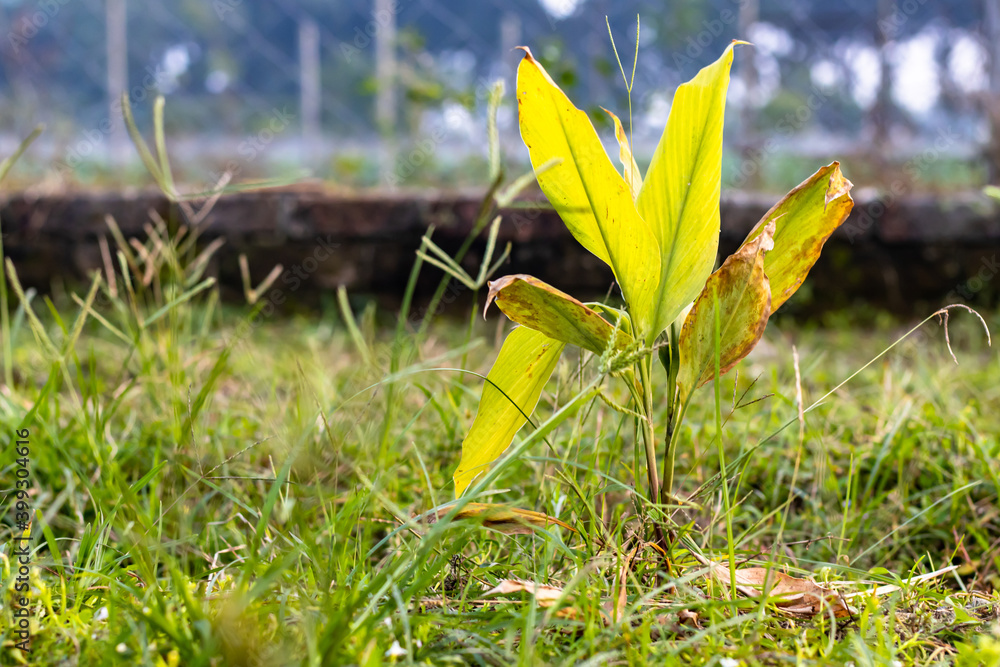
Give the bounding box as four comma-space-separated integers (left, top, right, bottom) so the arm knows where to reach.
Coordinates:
2, 0, 1000, 316
1, 0, 998, 194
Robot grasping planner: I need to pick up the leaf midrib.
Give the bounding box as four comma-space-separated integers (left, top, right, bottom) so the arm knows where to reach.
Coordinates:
650, 82, 721, 340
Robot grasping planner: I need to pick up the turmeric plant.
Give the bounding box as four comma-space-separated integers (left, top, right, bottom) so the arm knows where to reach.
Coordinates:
453, 42, 854, 513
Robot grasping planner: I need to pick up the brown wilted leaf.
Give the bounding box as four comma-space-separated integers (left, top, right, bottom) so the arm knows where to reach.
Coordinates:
650, 609, 703, 638
676, 220, 775, 403
485, 579, 579, 619
485, 579, 565, 604
427, 503, 576, 535
709, 563, 855, 619
737, 162, 854, 312
678, 609, 702, 628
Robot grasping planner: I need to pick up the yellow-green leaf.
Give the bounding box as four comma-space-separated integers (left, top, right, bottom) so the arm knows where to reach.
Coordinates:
677, 221, 775, 403
485, 274, 633, 354
454, 326, 565, 497
429, 502, 576, 535
517, 48, 660, 335
739, 161, 854, 311
603, 108, 641, 200
638, 43, 741, 342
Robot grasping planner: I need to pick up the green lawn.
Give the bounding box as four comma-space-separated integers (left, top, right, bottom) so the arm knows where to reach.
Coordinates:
1, 230, 998, 665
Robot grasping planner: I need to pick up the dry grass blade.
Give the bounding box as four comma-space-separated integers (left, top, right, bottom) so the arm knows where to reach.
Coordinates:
0, 125, 42, 183
606, 542, 640, 623
934, 304, 992, 364
99, 235, 118, 299
839, 565, 959, 600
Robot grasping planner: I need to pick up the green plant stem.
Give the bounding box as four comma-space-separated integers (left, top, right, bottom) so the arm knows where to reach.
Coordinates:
659, 318, 683, 505
624, 371, 645, 492
713, 290, 738, 598
637, 357, 659, 504
661, 409, 675, 505
661, 400, 687, 505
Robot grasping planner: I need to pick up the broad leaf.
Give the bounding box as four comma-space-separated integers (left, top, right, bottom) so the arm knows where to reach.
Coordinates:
486, 274, 633, 354
454, 326, 565, 497
430, 502, 576, 535
517, 48, 661, 335
677, 221, 775, 403
638, 43, 740, 342
740, 161, 854, 311
603, 108, 641, 200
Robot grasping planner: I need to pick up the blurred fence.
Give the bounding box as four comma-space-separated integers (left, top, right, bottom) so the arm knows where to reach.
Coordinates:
1, 0, 1000, 191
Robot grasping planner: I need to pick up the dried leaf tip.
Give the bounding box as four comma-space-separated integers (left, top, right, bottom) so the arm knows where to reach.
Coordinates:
483, 276, 512, 319
484, 283, 497, 319
824, 162, 854, 209
759, 220, 776, 252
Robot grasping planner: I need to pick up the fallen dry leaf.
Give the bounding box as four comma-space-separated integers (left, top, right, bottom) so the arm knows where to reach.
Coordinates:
709, 563, 855, 618
678, 609, 702, 628
427, 503, 576, 535
485, 579, 565, 604
485, 579, 579, 619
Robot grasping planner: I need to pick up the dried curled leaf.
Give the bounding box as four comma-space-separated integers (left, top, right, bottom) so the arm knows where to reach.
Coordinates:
428, 502, 575, 535
739, 162, 854, 311
603, 108, 642, 200
485, 579, 565, 603
709, 563, 855, 619
485, 579, 579, 619
676, 221, 776, 403
678, 609, 702, 628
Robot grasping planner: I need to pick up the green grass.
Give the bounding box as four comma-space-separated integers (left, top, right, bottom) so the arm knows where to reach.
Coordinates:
1, 213, 999, 666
